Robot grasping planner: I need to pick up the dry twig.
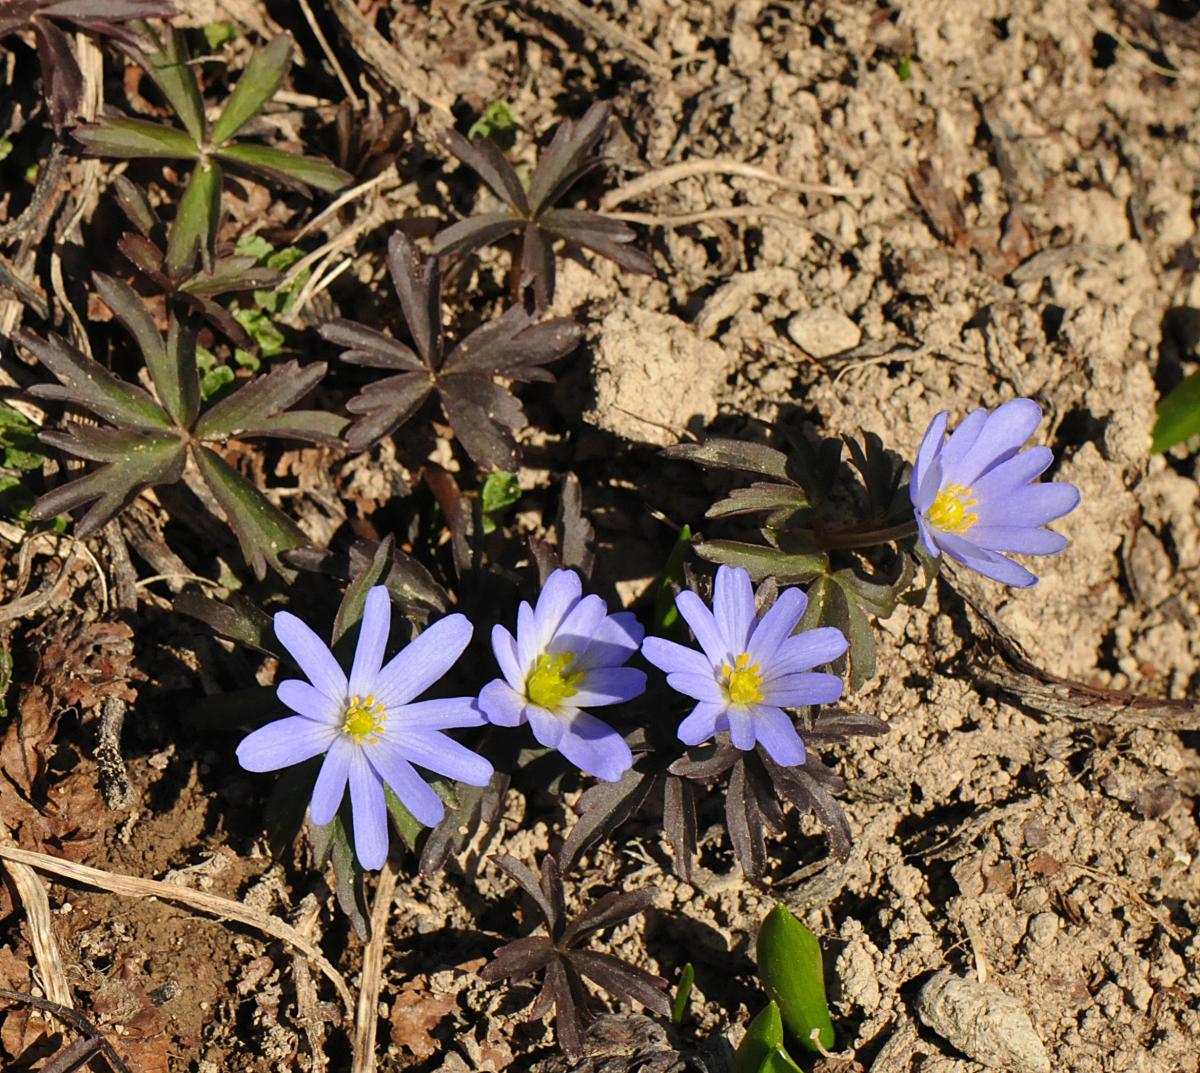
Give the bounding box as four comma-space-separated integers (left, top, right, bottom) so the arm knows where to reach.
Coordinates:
351, 859, 400, 1073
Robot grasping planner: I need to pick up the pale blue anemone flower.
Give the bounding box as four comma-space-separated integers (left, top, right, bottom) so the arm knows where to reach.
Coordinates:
641, 565, 847, 767
237, 586, 493, 870
910, 398, 1080, 588
477, 569, 645, 782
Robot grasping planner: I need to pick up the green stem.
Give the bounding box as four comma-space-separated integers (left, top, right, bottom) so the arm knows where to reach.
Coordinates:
814, 518, 918, 550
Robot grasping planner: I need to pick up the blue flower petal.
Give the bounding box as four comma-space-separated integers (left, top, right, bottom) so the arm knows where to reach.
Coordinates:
967, 526, 1068, 555
373, 613, 472, 708
515, 601, 539, 670
477, 679, 529, 727
911, 410, 948, 495
274, 611, 347, 702
349, 750, 389, 870
713, 565, 755, 653
937, 407, 988, 477
916, 516, 942, 558
548, 593, 607, 657
574, 611, 644, 672
555, 710, 633, 782
913, 454, 944, 513
310, 737, 353, 825
572, 666, 647, 707
677, 700, 728, 746
726, 706, 757, 750
640, 636, 714, 678
770, 628, 849, 675
385, 728, 492, 785
349, 586, 391, 696
761, 670, 844, 707
237, 716, 336, 772
665, 670, 724, 703
675, 590, 731, 667
391, 696, 488, 730
747, 587, 807, 665
938, 530, 1038, 587
491, 624, 524, 688
982, 481, 1079, 527
277, 679, 341, 725
526, 704, 567, 748
367, 739, 445, 828
945, 398, 1041, 485
532, 569, 582, 649
970, 445, 1053, 500
748, 706, 806, 767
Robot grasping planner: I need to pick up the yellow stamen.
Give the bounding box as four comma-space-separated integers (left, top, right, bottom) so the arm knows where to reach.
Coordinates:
342, 693, 386, 744
927, 483, 979, 534
721, 651, 764, 707
526, 651, 584, 711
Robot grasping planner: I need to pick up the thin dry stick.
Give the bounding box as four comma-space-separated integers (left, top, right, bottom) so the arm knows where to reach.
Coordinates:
605, 204, 814, 228
523, 0, 668, 75
0, 825, 73, 1009
600, 159, 868, 211
351, 859, 400, 1073
294, 171, 395, 241
296, 0, 362, 106
328, 0, 454, 115
0, 844, 355, 1019
291, 894, 329, 1073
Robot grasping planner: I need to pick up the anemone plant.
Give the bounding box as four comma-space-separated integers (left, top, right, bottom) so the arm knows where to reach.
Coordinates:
432, 100, 654, 309
16, 273, 346, 577
321, 231, 583, 471
74, 25, 350, 275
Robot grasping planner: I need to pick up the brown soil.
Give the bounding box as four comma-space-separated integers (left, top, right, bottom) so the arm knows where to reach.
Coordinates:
1, 1, 1199, 1071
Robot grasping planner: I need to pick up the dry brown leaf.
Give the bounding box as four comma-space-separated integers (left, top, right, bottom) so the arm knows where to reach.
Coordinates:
388, 984, 456, 1059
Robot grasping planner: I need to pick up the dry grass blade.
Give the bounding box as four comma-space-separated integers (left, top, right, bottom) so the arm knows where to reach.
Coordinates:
351, 859, 400, 1073
0, 826, 72, 1009
0, 843, 355, 1019
600, 159, 868, 210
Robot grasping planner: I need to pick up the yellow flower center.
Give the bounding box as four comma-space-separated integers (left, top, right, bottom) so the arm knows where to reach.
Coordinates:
927, 483, 979, 534
342, 694, 386, 744
721, 652, 764, 707
526, 651, 584, 711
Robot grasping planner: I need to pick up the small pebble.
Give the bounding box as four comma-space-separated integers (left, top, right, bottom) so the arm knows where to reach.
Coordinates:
787, 308, 861, 357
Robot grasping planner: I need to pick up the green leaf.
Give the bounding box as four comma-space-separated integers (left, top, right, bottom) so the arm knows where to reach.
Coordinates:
695, 539, 827, 583
200, 363, 236, 400
217, 142, 352, 192
132, 25, 207, 144
733, 1002, 784, 1073
0, 405, 45, 471
0, 477, 34, 524
383, 784, 425, 851
235, 233, 275, 261
173, 590, 275, 653
211, 33, 293, 146
468, 100, 518, 142
654, 523, 692, 630
193, 445, 306, 579
74, 117, 199, 160
481, 470, 520, 514
233, 307, 285, 356
759, 1049, 804, 1073
756, 904, 835, 1055
1152, 369, 1200, 453
93, 275, 200, 427
707, 483, 810, 521
167, 160, 222, 277
18, 329, 173, 431
671, 963, 694, 1026
311, 812, 370, 940
202, 22, 239, 51
664, 438, 792, 481
193, 360, 325, 440
332, 535, 394, 645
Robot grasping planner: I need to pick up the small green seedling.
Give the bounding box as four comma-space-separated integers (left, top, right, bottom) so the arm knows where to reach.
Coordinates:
1152, 371, 1200, 454
481, 472, 521, 534
734, 1001, 784, 1073
756, 904, 835, 1054
671, 962, 695, 1025
653, 523, 692, 630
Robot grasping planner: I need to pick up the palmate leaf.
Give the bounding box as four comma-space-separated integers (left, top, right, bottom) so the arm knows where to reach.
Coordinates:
193, 360, 331, 440
167, 160, 222, 276
326, 231, 582, 469
480, 853, 668, 1058
74, 116, 200, 159
217, 143, 351, 193
123, 21, 204, 142
432, 100, 652, 307
210, 33, 291, 145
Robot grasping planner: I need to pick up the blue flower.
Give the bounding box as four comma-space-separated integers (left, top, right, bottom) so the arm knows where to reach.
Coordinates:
910, 398, 1080, 588
477, 569, 645, 782
236, 586, 493, 870
641, 565, 847, 767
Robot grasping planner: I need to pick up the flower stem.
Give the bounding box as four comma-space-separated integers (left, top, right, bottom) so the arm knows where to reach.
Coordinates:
814, 518, 918, 550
